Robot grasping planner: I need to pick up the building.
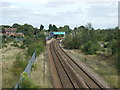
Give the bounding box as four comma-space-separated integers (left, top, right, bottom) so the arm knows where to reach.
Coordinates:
4, 28, 17, 33
2, 28, 24, 37
16, 33, 24, 37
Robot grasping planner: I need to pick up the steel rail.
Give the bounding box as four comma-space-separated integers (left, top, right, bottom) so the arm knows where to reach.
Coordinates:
49, 40, 110, 89
56, 40, 110, 89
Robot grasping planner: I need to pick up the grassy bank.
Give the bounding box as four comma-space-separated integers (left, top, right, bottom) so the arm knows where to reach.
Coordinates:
69, 49, 119, 88
31, 50, 51, 88
2, 42, 26, 88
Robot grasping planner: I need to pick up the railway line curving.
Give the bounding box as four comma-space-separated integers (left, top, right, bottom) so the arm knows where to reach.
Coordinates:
48, 39, 110, 89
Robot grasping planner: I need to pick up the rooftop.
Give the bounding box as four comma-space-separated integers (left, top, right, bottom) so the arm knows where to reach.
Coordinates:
4, 28, 17, 32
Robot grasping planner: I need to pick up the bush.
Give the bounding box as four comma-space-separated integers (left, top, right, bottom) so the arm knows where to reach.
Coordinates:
20, 72, 39, 88
2, 44, 7, 48
12, 53, 28, 76
27, 41, 44, 56
11, 43, 19, 47
72, 35, 81, 49
112, 53, 119, 70
13, 41, 19, 43
6, 37, 15, 43
31, 63, 37, 71
110, 40, 118, 55
82, 41, 100, 55
62, 34, 74, 49
20, 44, 26, 49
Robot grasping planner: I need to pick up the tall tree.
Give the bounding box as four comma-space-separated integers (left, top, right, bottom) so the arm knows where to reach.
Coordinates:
1, 28, 6, 33
63, 25, 71, 33
53, 24, 58, 31
12, 23, 20, 28
2, 25, 11, 28
48, 24, 52, 32
85, 23, 92, 30
40, 24, 44, 31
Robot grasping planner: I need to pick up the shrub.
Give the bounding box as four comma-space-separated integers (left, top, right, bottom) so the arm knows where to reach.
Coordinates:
11, 43, 19, 47
13, 41, 18, 43
2, 44, 7, 48
12, 53, 28, 76
110, 40, 118, 55
20, 44, 26, 49
31, 63, 37, 71
62, 34, 74, 49
20, 72, 39, 88
27, 41, 44, 56
112, 53, 119, 70
82, 41, 100, 55
15, 43, 19, 47
72, 35, 81, 49
6, 37, 15, 43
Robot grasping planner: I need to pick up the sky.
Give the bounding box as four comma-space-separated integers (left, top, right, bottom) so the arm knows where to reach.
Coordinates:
0, 0, 119, 29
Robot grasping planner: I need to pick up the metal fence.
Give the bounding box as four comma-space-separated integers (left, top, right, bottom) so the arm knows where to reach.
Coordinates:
13, 51, 36, 89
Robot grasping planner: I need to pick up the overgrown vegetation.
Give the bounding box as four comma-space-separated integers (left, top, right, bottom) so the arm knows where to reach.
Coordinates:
1, 23, 119, 88
20, 72, 39, 88
12, 52, 28, 76
1, 24, 46, 88
1, 23, 46, 56
62, 23, 119, 88
62, 23, 119, 68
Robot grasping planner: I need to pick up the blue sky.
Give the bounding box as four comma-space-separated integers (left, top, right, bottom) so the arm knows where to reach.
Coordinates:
0, 0, 119, 29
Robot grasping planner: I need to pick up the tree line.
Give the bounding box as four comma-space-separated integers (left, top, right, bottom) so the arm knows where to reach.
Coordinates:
1, 23, 71, 33
62, 23, 119, 71
1, 23, 120, 71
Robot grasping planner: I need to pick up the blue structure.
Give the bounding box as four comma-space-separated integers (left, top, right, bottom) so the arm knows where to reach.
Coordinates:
50, 32, 66, 35
46, 34, 54, 40
46, 32, 66, 40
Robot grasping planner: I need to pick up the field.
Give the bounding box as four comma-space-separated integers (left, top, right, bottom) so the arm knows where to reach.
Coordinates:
1, 42, 25, 88
0, 46, 2, 89
1, 41, 51, 88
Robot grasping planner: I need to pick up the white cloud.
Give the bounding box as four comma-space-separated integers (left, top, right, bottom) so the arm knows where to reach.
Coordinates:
1, 0, 51, 3
0, 0, 118, 29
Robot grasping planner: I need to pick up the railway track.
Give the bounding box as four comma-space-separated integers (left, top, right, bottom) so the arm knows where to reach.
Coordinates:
48, 39, 110, 89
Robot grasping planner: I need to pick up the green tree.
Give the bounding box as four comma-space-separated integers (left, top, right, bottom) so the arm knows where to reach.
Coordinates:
48, 24, 53, 32
22, 24, 34, 37
63, 25, 71, 33
27, 41, 44, 56
20, 72, 39, 88
12, 23, 20, 28
12, 53, 27, 76
72, 34, 81, 49
62, 34, 74, 49
1, 28, 6, 33
85, 23, 92, 30
2, 25, 11, 28
40, 24, 44, 31
52, 24, 58, 31
82, 41, 100, 55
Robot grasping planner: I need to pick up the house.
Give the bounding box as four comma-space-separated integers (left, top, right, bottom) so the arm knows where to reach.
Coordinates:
4, 28, 17, 33
16, 33, 24, 37
3, 28, 24, 37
